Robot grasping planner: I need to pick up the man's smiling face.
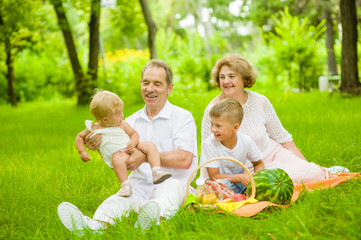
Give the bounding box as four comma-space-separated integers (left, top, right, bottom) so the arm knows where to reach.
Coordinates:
140, 66, 173, 112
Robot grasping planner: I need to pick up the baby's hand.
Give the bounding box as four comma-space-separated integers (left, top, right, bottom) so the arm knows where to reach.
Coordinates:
80, 151, 91, 162
124, 141, 136, 154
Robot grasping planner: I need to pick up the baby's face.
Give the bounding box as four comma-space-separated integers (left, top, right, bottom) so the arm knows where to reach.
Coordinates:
210, 116, 236, 142
104, 106, 124, 127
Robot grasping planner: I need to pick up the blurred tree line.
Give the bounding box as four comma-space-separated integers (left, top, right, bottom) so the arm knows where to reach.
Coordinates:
0, 0, 360, 106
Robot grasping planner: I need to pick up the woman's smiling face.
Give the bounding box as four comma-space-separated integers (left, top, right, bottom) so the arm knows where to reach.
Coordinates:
219, 65, 244, 97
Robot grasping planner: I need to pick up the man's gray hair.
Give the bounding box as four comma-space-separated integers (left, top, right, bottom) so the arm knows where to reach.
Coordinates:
141, 59, 173, 86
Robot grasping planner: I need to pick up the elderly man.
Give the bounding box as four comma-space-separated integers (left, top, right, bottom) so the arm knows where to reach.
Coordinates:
57, 59, 198, 235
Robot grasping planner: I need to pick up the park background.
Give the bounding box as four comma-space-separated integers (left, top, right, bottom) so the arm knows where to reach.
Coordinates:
1, 0, 361, 239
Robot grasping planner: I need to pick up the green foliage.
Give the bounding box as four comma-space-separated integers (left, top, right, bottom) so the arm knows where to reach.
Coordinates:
263, 7, 326, 91
104, 0, 147, 50
97, 48, 149, 105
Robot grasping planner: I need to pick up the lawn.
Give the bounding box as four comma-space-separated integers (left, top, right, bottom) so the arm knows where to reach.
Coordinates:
0, 90, 360, 239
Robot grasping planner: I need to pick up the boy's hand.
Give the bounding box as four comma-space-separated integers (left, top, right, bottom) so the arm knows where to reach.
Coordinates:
80, 151, 91, 162
124, 140, 136, 154
238, 173, 250, 186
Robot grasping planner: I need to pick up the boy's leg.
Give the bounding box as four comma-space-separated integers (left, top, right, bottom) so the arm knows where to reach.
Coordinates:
112, 152, 132, 197
135, 142, 172, 184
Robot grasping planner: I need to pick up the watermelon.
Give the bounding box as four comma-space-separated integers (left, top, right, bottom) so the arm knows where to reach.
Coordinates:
247, 168, 294, 205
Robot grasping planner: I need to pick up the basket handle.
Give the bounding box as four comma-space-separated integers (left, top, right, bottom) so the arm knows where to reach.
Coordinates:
186, 157, 256, 199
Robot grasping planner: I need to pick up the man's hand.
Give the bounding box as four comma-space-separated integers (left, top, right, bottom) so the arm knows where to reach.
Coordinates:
124, 140, 136, 154
127, 149, 146, 170
80, 151, 91, 162
84, 133, 102, 151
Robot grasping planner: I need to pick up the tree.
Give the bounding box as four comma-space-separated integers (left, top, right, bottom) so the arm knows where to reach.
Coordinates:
0, 0, 43, 106
87, 0, 101, 93
51, 0, 101, 105
339, 0, 360, 95
139, 0, 157, 59
321, 0, 338, 76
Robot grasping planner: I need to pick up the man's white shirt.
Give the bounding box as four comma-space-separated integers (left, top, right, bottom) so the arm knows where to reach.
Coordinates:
125, 100, 198, 200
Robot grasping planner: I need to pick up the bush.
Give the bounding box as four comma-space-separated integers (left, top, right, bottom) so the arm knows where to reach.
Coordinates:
263, 7, 326, 91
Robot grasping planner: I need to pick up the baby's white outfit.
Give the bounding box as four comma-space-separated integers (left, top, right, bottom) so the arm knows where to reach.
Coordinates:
85, 120, 129, 168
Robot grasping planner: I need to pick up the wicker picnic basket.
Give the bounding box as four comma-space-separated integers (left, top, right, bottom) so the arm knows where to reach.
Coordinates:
185, 157, 256, 208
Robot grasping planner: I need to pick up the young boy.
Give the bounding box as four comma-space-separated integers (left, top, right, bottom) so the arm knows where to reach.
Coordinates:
200, 98, 265, 194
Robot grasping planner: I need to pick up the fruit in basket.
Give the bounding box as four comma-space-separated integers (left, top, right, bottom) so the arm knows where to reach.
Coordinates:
247, 168, 294, 205
202, 193, 217, 204
231, 193, 246, 202
196, 194, 203, 203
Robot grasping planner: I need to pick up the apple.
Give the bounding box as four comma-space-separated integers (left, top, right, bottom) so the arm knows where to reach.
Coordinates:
231, 193, 246, 202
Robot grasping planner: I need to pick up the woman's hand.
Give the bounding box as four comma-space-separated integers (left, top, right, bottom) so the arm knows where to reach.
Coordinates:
281, 141, 307, 160
84, 133, 102, 151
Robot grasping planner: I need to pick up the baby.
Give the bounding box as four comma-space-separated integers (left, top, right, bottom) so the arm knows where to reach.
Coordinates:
76, 90, 172, 197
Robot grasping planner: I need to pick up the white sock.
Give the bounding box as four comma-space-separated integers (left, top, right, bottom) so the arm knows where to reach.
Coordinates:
151, 167, 161, 174
122, 180, 131, 186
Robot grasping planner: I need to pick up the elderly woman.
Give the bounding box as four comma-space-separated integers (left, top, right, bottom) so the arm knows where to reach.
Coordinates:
200, 54, 331, 185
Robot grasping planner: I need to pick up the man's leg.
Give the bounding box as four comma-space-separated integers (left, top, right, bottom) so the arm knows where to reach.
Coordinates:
133, 179, 185, 230
58, 193, 142, 235
93, 193, 142, 225
57, 202, 105, 236
150, 179, 186, 219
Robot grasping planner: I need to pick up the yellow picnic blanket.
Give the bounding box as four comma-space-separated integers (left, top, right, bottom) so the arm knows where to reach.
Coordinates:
184, 173, 360, 217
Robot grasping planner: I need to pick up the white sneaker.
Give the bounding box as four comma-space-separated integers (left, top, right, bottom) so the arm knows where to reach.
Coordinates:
327, 166, 350, 175
57, 202, 104, 236
134, 200, 160, 231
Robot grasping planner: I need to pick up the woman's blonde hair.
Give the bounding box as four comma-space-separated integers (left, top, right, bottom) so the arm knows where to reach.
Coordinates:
89, 90, 123, 121
212, 54, 257, 88
210, 98, 243, 124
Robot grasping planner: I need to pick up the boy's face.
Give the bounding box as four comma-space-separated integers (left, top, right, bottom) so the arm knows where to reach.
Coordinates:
210, 115, 239, 143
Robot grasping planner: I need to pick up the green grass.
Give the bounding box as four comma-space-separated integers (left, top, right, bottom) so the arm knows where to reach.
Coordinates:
1, 91, 361, 239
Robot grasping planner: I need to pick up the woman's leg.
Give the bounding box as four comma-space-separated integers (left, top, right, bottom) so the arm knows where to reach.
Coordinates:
263, 142, 326, 184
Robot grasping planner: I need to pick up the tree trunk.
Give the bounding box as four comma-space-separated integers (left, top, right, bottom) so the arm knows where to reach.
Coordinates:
87, 0, 100, 98
323, 8, 338, 76
339, 0, 360, 95
5, 37, 17, 107
139, 0, 157, 59
51, 0, 88, 105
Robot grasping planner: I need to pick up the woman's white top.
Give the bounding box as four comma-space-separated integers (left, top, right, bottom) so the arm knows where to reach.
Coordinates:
201, 90, 293, 156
